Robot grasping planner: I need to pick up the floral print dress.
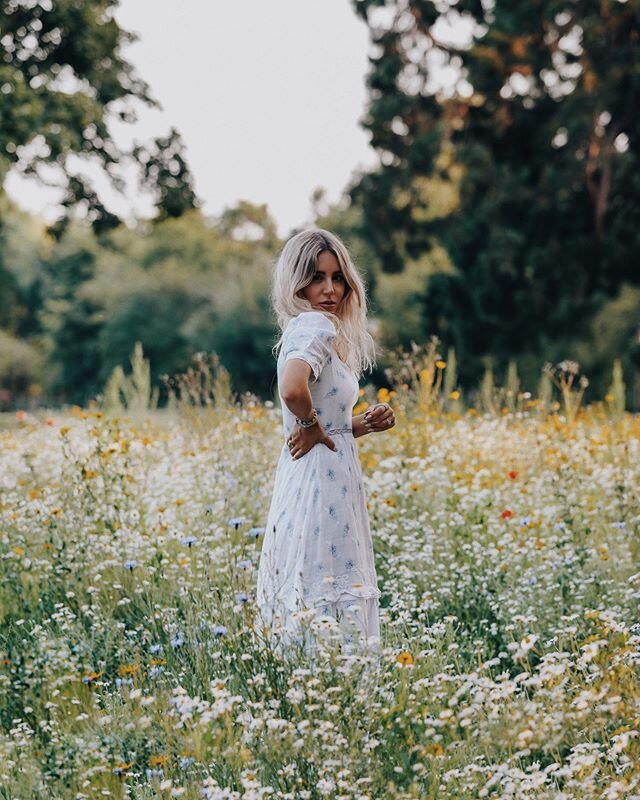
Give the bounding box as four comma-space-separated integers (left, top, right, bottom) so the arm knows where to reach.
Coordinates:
256, 311, 381, 652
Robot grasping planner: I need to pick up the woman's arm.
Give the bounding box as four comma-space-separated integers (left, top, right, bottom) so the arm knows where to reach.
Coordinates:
280, 360, 315, 420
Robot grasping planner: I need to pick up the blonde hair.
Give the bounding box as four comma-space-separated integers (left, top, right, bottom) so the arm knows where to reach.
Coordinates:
270, 228, 377, 379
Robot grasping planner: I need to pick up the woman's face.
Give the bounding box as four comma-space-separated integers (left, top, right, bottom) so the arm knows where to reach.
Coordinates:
298, 250, 347, 314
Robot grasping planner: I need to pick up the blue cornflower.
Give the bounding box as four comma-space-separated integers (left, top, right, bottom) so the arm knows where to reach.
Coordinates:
238, 559, 252, 570
213, 625, 227, 637
228, 517, 244, 529
146, 768, 164, 779
247, 527, 264, 538
149, 643, 163, 654
149, 666, 165, 678
611, 521, 626, 528
181, 535, 197, 547
124, 559, 137, 571
235, 592, 249, 604
171, 632, 185, 649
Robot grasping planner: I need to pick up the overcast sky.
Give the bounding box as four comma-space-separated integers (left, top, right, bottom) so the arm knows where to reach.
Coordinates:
5, 0, 379, 237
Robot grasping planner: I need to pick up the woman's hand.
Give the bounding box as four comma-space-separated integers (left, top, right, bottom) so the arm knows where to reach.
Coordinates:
363, 402, 396, 434
287, 422, 337, 460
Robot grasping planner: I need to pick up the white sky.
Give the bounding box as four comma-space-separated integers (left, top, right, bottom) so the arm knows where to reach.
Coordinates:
5, 0, 379, 237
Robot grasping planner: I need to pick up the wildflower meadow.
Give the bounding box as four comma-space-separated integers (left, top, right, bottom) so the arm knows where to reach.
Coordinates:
1, 356, 639, 800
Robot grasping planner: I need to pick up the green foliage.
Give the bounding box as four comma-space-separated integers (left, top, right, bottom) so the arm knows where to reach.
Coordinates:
351, 0, 640, 400
133, 128, 199, 222
0, 203, 282, 406
0, 0, 155, 230
38, 223, 104, 404
0, 329, 43, 408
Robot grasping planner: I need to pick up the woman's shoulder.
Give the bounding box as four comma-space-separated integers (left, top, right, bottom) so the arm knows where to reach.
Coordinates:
285, 310, 337, 336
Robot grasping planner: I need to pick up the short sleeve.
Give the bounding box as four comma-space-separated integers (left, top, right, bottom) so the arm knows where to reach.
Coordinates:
282, 312, 337, 382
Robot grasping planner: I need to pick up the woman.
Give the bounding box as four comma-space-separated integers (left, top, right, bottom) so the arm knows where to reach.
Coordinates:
256, 228, 396, 655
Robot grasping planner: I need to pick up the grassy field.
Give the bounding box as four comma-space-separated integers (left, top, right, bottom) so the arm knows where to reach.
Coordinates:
1, 386, 639, 798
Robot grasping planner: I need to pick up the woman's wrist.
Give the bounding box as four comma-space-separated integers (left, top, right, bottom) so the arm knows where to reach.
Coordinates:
352, 413, 370, 439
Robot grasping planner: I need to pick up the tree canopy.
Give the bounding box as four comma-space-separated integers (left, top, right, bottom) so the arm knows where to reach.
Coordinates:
351, 0, 640, 389
0, 0, 199, 230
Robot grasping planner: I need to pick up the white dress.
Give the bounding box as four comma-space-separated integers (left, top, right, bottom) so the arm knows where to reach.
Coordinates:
256, 311, 381, 653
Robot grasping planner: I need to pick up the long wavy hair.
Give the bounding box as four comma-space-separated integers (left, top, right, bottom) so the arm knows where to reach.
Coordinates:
270, 228, 377, 379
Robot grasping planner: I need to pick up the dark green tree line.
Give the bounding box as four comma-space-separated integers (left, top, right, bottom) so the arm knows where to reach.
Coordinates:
350, 0, 640, 402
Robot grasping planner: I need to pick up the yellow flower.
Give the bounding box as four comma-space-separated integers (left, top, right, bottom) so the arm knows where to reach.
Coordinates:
448, 391, 460, 400
148, 754, 169, 767
435, 360, 447, 369
377, 387, 391, 403
118, 663, 140, 677
358, 388, 365, 397
13, 546, 25, 556
396, 651, 414, 665
59, 426, 71, 435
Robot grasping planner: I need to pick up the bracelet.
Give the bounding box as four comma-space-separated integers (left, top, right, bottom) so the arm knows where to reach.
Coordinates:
296, 408, 318, 428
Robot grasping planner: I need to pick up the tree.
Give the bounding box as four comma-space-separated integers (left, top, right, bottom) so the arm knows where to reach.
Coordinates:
351, 0, 640, 395
0, 0, 156, 231
39, 226, 105, 404
133, 128, 200, 222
